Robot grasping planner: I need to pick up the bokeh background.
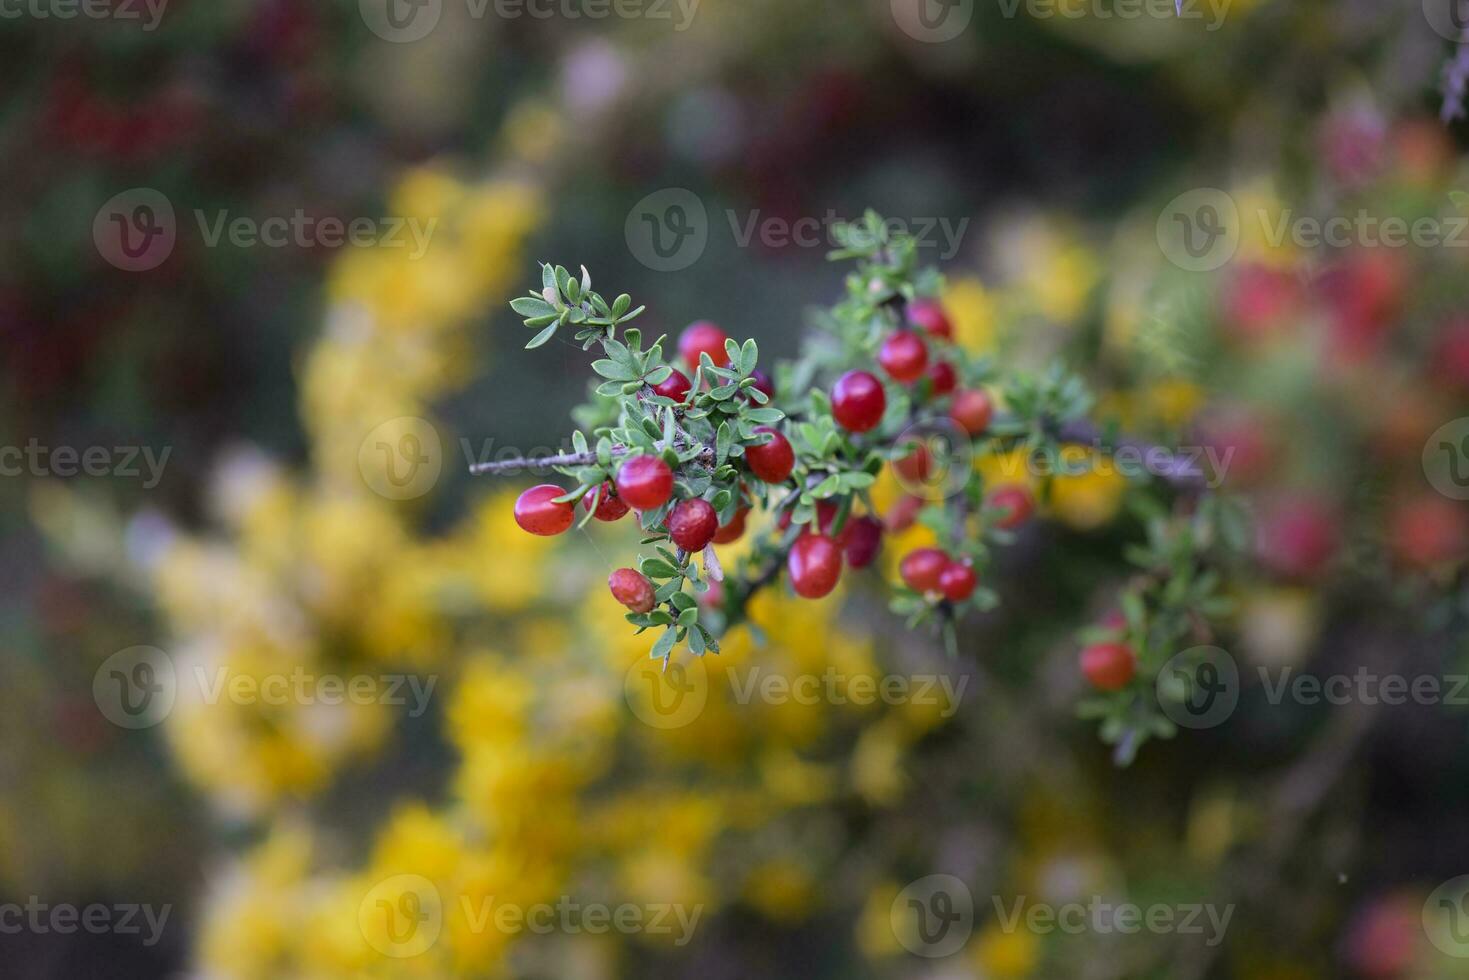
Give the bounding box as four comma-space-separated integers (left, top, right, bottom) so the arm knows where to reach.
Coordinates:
5, 0, 1469, 976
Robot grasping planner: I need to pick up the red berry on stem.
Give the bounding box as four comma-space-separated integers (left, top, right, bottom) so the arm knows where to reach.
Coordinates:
609, 568, 657, 613
1080, 642, 1137, 691
950, 389, 993, 436
678, 321, 729, 371
938, 560, 978, 601
899, 547, 949, 593
788, 534, 842, 599
652, 368, 692, 402
616, 455, 674, 511
908, 299, 953, 339
831, 370, 887, 433
514, 484, 575, 536
926, 360, 957, 396
987, 485, 1033, 530
582, 481, 630, 522
668, 498, 719, 552
712, 507, 749, 544
745, 426, 795, 483
843, 516, 884, 569
878, 330, 929, 383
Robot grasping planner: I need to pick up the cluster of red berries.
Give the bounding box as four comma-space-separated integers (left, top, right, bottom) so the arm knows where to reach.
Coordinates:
897, 547, 978, 601
511, 305, 1040, 623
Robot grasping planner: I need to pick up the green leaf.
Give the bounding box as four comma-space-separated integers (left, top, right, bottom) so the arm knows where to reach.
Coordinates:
639, 558, 679, 579
650, 628, 676, 661
525, 323, 559, 349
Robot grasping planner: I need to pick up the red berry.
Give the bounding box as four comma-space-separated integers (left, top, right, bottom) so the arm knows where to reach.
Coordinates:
652, 368, 692, 402
843, 516, 884, 569
1388, 496, 1468, 568
678, 320, 729, 371
899, 547, 949, 593
712, 507, 749, 544
609, 568, 657, 613
1256, 498, 1337, 578
582, 481, 630, 522
616, 455, 674, 511
788, 534, 842, 599
668, 498, 719, 552
698, 579, 725, 609
987, 485, 1033, 530
926, 360, 957, 396
938, 560, 978, 601
894, 444, 932, 484
886, 494, 925, 532
745, 427, 795, 483
908, 299, 953, 339
514, 484, 575, 536
878, 330, 929, 384
950, 389, 993, 436
746, 369, 775, 401
831, 370, 886, 433
1080, 643, 1137, 691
